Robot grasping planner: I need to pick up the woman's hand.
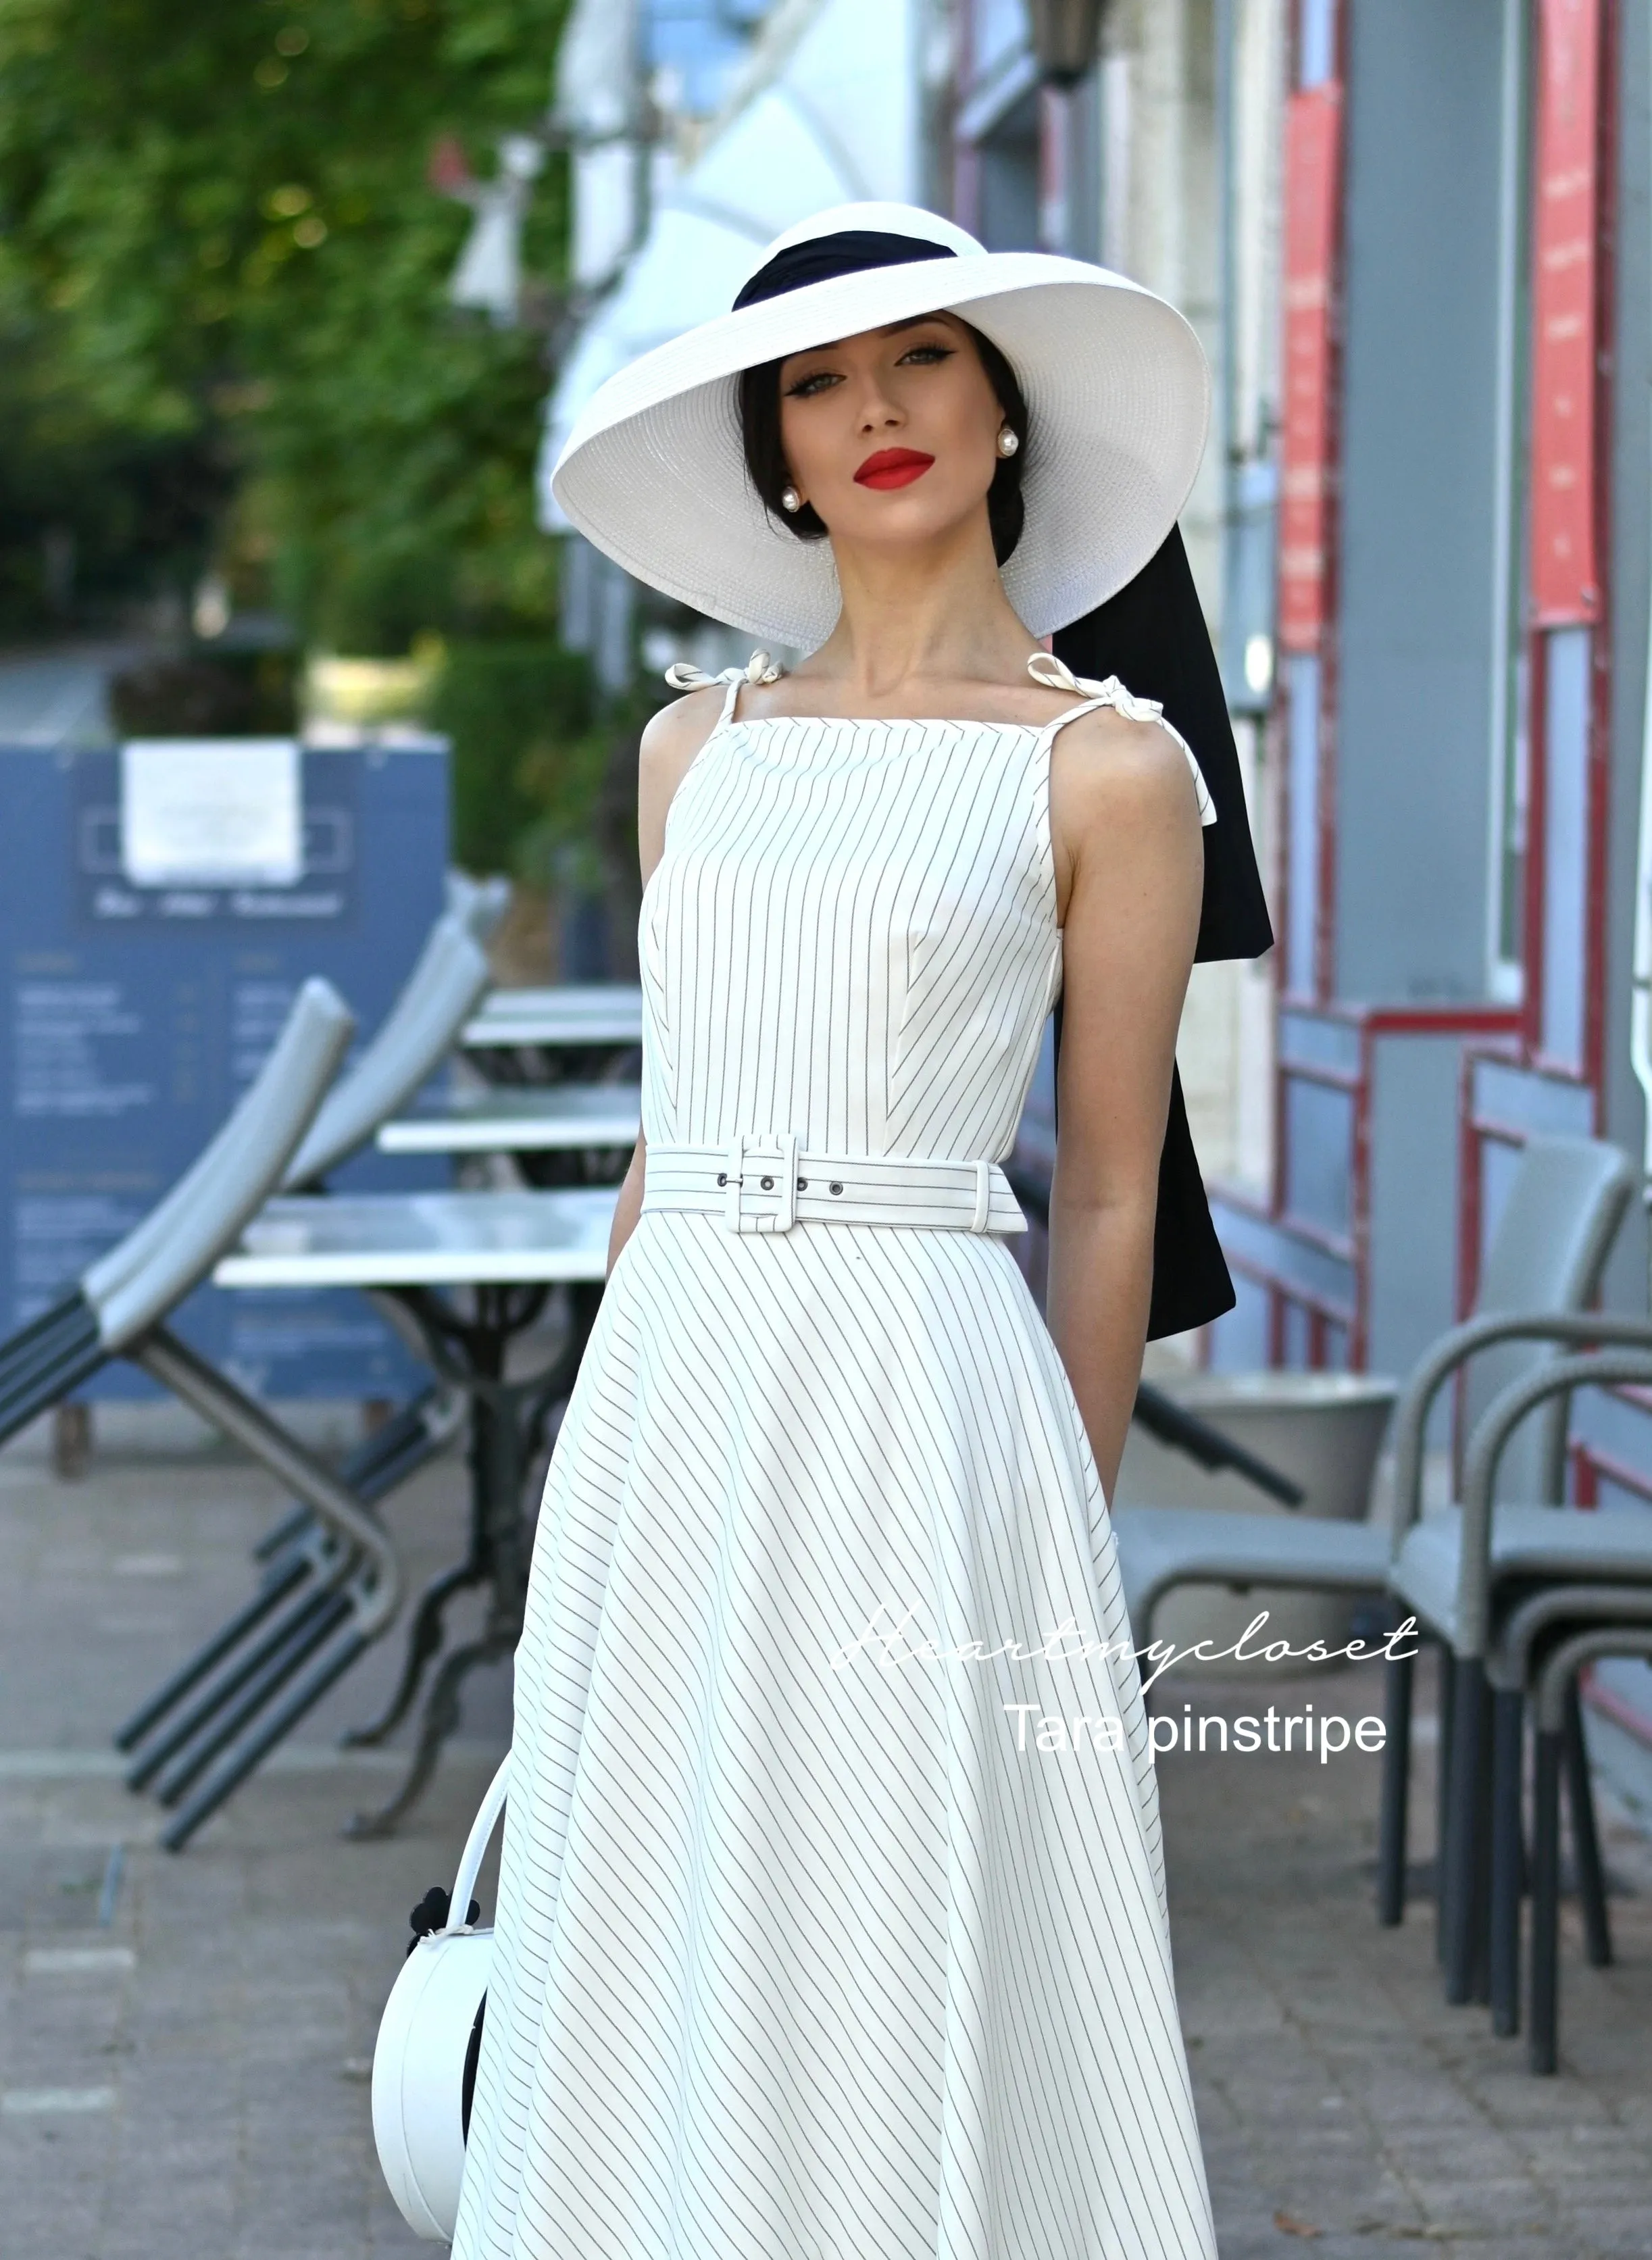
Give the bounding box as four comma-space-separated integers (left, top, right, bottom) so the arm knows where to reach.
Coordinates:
1045, 706, 1205, 1503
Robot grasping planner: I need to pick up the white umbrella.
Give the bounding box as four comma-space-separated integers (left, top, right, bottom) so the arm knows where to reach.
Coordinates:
537, 0, 921, 531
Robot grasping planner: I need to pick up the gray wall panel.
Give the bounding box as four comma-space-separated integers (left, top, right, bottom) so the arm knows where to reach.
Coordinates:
1368, 1034, 1466, 1391
1335, 0, 1507, 1002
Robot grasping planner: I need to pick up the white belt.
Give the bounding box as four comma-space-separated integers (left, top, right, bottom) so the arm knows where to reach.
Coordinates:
642, 1134, 1028, 1236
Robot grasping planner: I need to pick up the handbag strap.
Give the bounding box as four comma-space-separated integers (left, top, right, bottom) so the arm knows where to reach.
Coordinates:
439, 1755, 510, 1937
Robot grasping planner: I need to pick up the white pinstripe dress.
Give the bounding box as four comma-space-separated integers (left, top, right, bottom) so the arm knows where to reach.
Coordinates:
451, 663, 1220, 2260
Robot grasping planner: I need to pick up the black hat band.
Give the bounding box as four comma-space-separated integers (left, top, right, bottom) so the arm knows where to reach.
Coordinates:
732, 230, 957, 313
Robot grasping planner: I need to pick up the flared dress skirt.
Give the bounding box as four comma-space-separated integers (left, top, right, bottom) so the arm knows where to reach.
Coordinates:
451, 697, 1219, 2260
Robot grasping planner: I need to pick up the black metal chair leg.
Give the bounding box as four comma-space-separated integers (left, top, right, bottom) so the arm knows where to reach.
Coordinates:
1441, 1654, 1486, 2005
1561, 1679, 1612, 1969
114, 1550, 312, 1752
160, 1628, 369, 1853
1489, 1686, 1525, 2036
344, 1627, 517, 1840
1469, 1687, 1495, 2005
124, 1583, 339, 1792
1529, 1723, 1563, 2075
1434, 1640, 1456, 1963
153, 1592, 354, 1804
1377, 1647, 1414, 1926
340, 1555, 483, 1748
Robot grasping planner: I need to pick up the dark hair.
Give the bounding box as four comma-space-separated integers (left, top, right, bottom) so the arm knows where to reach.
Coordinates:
738, 318, 1030, 566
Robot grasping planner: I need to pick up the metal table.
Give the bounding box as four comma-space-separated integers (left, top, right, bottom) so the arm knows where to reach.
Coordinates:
376, 1083, 641, 1157
461, 984, 643, 1055
214, 1188, 618, 1834
455, 986, 643, 1178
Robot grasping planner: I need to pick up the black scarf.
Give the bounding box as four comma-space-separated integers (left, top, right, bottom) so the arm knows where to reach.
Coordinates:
1049, 526, 1274, 1339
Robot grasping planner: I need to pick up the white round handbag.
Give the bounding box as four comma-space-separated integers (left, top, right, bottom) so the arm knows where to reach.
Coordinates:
372, 1757, 509, 2242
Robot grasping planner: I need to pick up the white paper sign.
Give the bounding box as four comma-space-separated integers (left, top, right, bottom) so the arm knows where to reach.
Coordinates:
121, 738, 303, 887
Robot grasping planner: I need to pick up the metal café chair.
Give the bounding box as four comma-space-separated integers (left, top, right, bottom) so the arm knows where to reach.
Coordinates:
1107, 1136, 1634, 1702
280, 911, 493, 1194
0, 983, 417, 1836
1486, 1575, 1652, 2053
1437, 742, 1652, 2061
116, 913, 496, 1840
1526, 1621, 1652, 2074
1388, 1330, 1652, 2013
1365, 1136, 1634, 1915
0, 978, 355, 1442
1372, 675, 1652, 1991
211, 1182, 616, 1836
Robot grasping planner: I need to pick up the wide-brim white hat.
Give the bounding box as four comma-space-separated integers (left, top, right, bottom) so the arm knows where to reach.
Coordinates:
549, 203, 1211, 649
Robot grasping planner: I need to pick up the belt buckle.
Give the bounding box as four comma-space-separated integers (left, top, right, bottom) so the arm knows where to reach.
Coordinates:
721, 1131, 801, 1234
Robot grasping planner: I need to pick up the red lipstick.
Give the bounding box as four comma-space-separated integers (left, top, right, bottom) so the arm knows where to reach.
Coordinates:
854, 447, 934, 491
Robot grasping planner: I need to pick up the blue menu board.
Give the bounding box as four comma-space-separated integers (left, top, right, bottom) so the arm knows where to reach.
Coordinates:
1, 734, 451, 1400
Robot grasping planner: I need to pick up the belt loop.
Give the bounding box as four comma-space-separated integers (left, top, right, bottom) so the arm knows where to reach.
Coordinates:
776, 1131, 800, 1230
970, 1160, 991, 1233
724, 1132, 745, 1233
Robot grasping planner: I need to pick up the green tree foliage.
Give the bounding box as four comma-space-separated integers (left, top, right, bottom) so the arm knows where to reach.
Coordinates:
0, 0, 570, 647
431, 635, 600, 878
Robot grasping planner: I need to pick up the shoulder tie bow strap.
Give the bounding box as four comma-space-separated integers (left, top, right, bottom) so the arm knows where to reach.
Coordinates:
663, 651, 785, 725
662, 650, 786, 691
1025, 650, 1217, 827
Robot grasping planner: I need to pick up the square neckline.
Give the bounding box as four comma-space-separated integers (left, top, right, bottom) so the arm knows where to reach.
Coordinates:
728, 711, 1047, 733
642, 705, 1069, 938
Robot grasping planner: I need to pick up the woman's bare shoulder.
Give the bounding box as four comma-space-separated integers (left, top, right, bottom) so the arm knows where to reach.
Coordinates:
639, 685, 725, 802
1047, 705, 1203, 925
1054, 703, 1203, 836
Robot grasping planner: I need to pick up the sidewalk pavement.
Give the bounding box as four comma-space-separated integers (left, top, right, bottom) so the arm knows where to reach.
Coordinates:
1162, 1680, 1652, 2258
2, 1409, 1650, 2259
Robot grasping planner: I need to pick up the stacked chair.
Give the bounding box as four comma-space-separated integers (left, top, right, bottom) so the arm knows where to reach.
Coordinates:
279, 911, 494, 1193
1112, 1136, 1632, 1648
0, 980, 415, 1847
1525, 1619, 1652, 2067
113, 908, 497, 1847
1380, 1306, 1652, 2068
1109, 1132, 1652, 2071
0, 898, 501, 1849
0, 979, 356, 1447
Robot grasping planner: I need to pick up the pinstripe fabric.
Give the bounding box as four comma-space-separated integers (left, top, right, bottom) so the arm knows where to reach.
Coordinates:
451, 681, 1219, 2260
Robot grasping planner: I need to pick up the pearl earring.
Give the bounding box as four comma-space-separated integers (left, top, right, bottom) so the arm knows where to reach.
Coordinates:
780, 486, 803, 513
997, 429, 1020, 459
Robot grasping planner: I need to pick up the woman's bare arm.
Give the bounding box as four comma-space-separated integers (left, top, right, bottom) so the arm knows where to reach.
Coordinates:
1044, 711, 1204, 1502
605, 686, 724, 1277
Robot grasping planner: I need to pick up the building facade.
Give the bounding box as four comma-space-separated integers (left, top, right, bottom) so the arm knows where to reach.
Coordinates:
545, 0, 1652, 1769
1216, 0, 1652, 1771
1209, 0, 1648, 1384
934, 0, 1652, 1769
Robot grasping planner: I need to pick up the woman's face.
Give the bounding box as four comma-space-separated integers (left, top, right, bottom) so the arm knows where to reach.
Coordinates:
776, 313, 1006, 554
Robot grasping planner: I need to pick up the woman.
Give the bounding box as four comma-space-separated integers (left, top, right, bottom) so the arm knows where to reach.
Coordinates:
453, 203, 1222, 2260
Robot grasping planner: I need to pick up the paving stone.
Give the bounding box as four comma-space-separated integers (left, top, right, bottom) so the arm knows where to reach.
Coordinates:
1158, 1670, 1652, 2259
5, 1428, 1652, 2256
